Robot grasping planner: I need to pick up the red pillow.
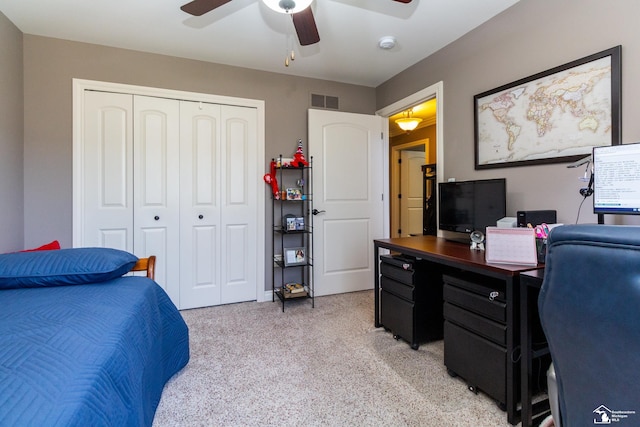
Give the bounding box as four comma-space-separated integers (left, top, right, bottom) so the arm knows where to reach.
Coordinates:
21, 240, 61, 252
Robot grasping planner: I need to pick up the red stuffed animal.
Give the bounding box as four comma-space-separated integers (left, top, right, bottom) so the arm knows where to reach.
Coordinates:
291, 139, 309, 168
263, 160, 280, 199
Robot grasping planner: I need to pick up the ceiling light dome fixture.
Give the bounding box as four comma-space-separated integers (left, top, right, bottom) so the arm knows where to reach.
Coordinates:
262, 0, 313, 14
395, 108, 423, 132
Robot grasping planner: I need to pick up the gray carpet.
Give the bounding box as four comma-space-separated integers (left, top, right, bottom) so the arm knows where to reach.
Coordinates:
153, 291, 513, 427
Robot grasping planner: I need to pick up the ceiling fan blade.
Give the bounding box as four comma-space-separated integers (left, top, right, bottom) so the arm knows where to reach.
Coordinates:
180, 0, 234, 16
292, 7, 320, 46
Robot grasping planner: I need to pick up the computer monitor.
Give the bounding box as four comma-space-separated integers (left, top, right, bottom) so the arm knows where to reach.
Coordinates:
593, 142, 640, 215
438, 178, 507, 234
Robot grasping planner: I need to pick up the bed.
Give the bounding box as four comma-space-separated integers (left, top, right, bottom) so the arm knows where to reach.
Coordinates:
0, 247, 189, 426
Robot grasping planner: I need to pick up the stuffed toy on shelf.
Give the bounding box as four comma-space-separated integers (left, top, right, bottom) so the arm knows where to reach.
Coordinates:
291, 139, 309, 168
263, 159, 280, 199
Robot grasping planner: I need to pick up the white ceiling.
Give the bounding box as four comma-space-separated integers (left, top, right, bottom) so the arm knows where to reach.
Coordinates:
0, 0, 519, 87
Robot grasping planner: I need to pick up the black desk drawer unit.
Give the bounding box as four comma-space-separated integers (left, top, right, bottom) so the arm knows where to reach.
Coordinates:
379, 254, 443, 350
445, 321, 507, 404
443, 302, 506, 345
380, 276, 415, 300
443, 273, 508, 408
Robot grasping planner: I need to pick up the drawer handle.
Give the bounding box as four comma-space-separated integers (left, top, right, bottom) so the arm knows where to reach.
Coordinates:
489, 291, 499, 301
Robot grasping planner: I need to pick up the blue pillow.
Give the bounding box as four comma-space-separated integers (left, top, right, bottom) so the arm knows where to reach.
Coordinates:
0, 247, 138, 289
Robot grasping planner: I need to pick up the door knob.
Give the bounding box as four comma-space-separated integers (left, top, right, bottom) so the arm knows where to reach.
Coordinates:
154, 216, 160, 221
198, 215, 204, 219
312, 209, 326, 215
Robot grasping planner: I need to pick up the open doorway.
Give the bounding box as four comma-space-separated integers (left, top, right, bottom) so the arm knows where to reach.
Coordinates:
388, 99, 437, 237
377, 81, 445, 239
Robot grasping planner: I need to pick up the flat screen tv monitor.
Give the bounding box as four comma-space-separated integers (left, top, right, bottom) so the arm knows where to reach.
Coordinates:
593, 142, 640, 215
438, 178, 507, 235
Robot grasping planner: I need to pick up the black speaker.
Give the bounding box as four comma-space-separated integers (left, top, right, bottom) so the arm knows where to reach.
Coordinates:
516, 210, 557, 228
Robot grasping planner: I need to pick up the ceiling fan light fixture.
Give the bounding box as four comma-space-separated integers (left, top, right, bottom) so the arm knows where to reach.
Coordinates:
262, 0, 313, 14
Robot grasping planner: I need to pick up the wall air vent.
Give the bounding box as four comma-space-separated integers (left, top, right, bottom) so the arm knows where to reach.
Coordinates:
311, 93, 325, 108
310, 94, 339, 110
325, 96, 339, 110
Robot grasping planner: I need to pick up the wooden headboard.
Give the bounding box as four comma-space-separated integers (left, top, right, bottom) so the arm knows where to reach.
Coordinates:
130, 256, 156, 280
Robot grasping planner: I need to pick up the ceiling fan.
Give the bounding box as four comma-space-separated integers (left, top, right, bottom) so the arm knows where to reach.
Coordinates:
180, 0, 413, 46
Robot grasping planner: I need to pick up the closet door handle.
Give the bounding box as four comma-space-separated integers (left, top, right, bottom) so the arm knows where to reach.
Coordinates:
154, 216, 160, 221
198, 215, 204, 219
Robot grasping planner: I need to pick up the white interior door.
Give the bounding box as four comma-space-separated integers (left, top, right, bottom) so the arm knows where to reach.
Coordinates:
82, 91, 133, 251
308, 109, 384, 296
133, 95, 181, 304
179, 101, 221, 309
220, 105, 259, 304
400, 150, 425, 236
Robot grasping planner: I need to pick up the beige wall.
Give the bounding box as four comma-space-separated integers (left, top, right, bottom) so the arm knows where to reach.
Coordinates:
9, 0, 640, 254
377, 0, 640, 226
22, 35, 376, 249
0, 12, 24, 252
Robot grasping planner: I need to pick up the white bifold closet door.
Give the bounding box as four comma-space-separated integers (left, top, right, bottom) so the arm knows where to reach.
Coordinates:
178, 100, 259, 308
82, 91, 134, 252
133, 95, 181, 304
81, 91, 258, 309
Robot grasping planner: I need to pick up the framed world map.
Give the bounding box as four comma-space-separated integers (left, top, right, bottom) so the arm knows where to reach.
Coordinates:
474, 45, 621, 169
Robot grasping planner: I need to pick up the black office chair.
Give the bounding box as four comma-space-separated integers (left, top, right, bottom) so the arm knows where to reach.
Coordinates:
538, 224, 640, 427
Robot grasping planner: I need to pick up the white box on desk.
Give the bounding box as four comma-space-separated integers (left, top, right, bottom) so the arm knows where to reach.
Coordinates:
496, 217, 517, 228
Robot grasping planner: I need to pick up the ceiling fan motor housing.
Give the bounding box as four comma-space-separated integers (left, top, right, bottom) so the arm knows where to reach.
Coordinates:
264, 0, 313, 14
279, 0, 297, 12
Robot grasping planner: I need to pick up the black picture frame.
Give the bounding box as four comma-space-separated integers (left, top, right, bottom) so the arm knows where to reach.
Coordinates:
474, 45, 621, 169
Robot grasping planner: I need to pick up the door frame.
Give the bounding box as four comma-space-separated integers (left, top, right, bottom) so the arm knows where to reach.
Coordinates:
391, 139, 428, 238
377, 81, 445, 238
72, 79, 267, 302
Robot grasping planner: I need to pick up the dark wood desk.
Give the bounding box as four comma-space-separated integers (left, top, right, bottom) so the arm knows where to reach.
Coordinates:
373, 235, 543, 426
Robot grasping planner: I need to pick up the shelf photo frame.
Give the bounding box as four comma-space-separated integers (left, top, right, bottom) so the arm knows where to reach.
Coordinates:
284, 247, 306, 266
286, 188, 303, 200
282, 215, 305, 231
474, 45, 621, 169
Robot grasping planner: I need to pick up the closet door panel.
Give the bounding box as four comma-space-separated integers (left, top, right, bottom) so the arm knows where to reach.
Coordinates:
139, 227, 169, 281
179, 101, 221, 309
99, 230, 129, 250
221, 105, 258, 304
225, 223, 248, 282
82, 91, 133, 251
133, 96, 181, 304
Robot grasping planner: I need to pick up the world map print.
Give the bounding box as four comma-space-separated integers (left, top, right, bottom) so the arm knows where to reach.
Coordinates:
475, 55, 613, 168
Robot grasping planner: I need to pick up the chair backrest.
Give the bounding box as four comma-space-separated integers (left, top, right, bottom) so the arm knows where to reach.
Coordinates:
130, 255, 156, 280
538, 224, 640, 427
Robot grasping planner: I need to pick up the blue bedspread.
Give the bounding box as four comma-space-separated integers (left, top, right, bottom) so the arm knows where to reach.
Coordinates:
0, 276, 189, 426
